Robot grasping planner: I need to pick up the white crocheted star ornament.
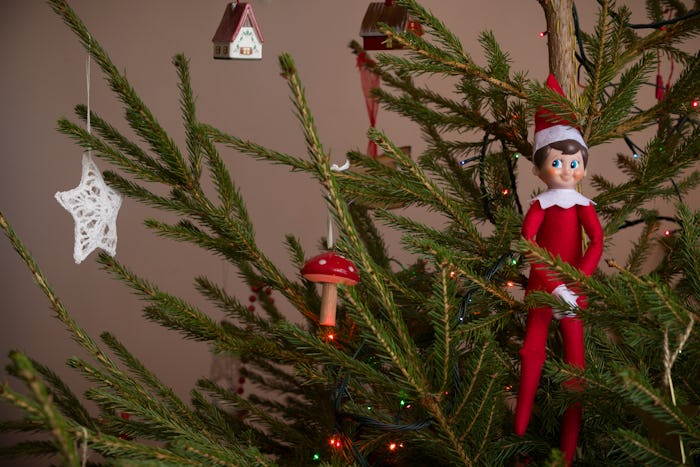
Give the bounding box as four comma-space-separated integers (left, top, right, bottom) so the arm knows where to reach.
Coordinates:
55, 154, 122, 264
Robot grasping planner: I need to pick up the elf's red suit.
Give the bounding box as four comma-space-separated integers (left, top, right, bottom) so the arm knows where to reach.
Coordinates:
515, 188, 603, 462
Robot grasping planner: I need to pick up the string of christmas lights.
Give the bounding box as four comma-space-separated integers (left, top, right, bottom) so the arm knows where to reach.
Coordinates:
323, 338, 434, 465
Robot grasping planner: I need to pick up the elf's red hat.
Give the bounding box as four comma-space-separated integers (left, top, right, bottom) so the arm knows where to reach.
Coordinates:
533, 74, 586, 152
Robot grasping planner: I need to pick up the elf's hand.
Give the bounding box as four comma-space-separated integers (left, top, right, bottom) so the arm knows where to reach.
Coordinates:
552, 284, 578, 320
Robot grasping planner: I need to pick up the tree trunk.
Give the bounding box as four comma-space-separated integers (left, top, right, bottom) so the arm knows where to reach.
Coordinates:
539, 0, 577, 99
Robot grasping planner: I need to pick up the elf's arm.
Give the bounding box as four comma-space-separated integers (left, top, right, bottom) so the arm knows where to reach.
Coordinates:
521, 200, 564, 293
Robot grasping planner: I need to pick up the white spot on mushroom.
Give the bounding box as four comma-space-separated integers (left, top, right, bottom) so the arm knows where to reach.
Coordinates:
349, 266, 355, 272
319, 259, 327, 265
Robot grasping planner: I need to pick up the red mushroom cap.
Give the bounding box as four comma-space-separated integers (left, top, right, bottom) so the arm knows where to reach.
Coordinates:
301, 252, 359, 286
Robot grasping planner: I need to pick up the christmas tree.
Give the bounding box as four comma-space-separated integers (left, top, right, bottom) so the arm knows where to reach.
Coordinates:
1, 0, 700, 465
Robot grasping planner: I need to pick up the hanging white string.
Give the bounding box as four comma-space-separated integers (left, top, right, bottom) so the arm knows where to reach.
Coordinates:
85, 53, 91, 138
326, 160, 350, 249
327, 212, 334, 249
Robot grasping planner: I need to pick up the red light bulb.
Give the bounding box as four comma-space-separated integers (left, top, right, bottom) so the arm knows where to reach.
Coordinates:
329, 436, 342, 448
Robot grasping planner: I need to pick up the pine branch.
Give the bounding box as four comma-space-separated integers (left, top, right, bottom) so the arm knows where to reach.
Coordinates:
0, 210, 120, 373
3, 352, 81, 466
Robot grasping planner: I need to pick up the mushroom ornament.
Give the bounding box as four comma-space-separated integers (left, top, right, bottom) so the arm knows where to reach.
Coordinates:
301, 252, 359, 326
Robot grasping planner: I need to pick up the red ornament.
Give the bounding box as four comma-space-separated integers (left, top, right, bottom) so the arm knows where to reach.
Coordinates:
301, 252, 359, 326
357, 51, 380, 157
655, 48, 674, 102
655, 73, 666, 101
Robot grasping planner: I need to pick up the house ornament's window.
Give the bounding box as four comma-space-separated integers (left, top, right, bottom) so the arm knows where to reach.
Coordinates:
240, 47, 252, 55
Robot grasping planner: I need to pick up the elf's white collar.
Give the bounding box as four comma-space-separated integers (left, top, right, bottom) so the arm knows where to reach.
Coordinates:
531, 189, 595, 209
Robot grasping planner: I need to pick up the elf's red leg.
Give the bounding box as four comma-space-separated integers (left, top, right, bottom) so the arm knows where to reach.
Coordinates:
559, 316, 585, 465
514, 307, 552, 435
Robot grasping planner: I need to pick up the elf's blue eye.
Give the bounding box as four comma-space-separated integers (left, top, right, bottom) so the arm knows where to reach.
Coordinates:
551, 159, 562, 168
570, 160, 579, 169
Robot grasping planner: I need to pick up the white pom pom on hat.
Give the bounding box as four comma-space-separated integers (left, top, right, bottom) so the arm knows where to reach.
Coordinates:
533, 74, 587, 153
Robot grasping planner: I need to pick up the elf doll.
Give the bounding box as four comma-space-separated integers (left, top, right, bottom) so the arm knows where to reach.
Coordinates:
514, 74, 604, 464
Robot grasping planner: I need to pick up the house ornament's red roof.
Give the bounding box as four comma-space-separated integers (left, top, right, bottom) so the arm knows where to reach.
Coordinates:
212, 2, 264, 43
360, 2, 408, 38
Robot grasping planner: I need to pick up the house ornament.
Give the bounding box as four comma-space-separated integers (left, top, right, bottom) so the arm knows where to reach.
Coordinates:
360, 0, 423, 51
212, 1, 264, 60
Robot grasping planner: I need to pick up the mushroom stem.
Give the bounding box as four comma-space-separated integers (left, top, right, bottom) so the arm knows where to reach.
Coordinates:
319, 283, 338, 326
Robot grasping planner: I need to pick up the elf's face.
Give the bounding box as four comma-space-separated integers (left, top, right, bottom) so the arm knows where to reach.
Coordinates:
533, 147, 587, 189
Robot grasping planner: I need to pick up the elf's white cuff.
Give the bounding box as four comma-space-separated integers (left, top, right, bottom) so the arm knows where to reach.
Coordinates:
552, 284, 579, 308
